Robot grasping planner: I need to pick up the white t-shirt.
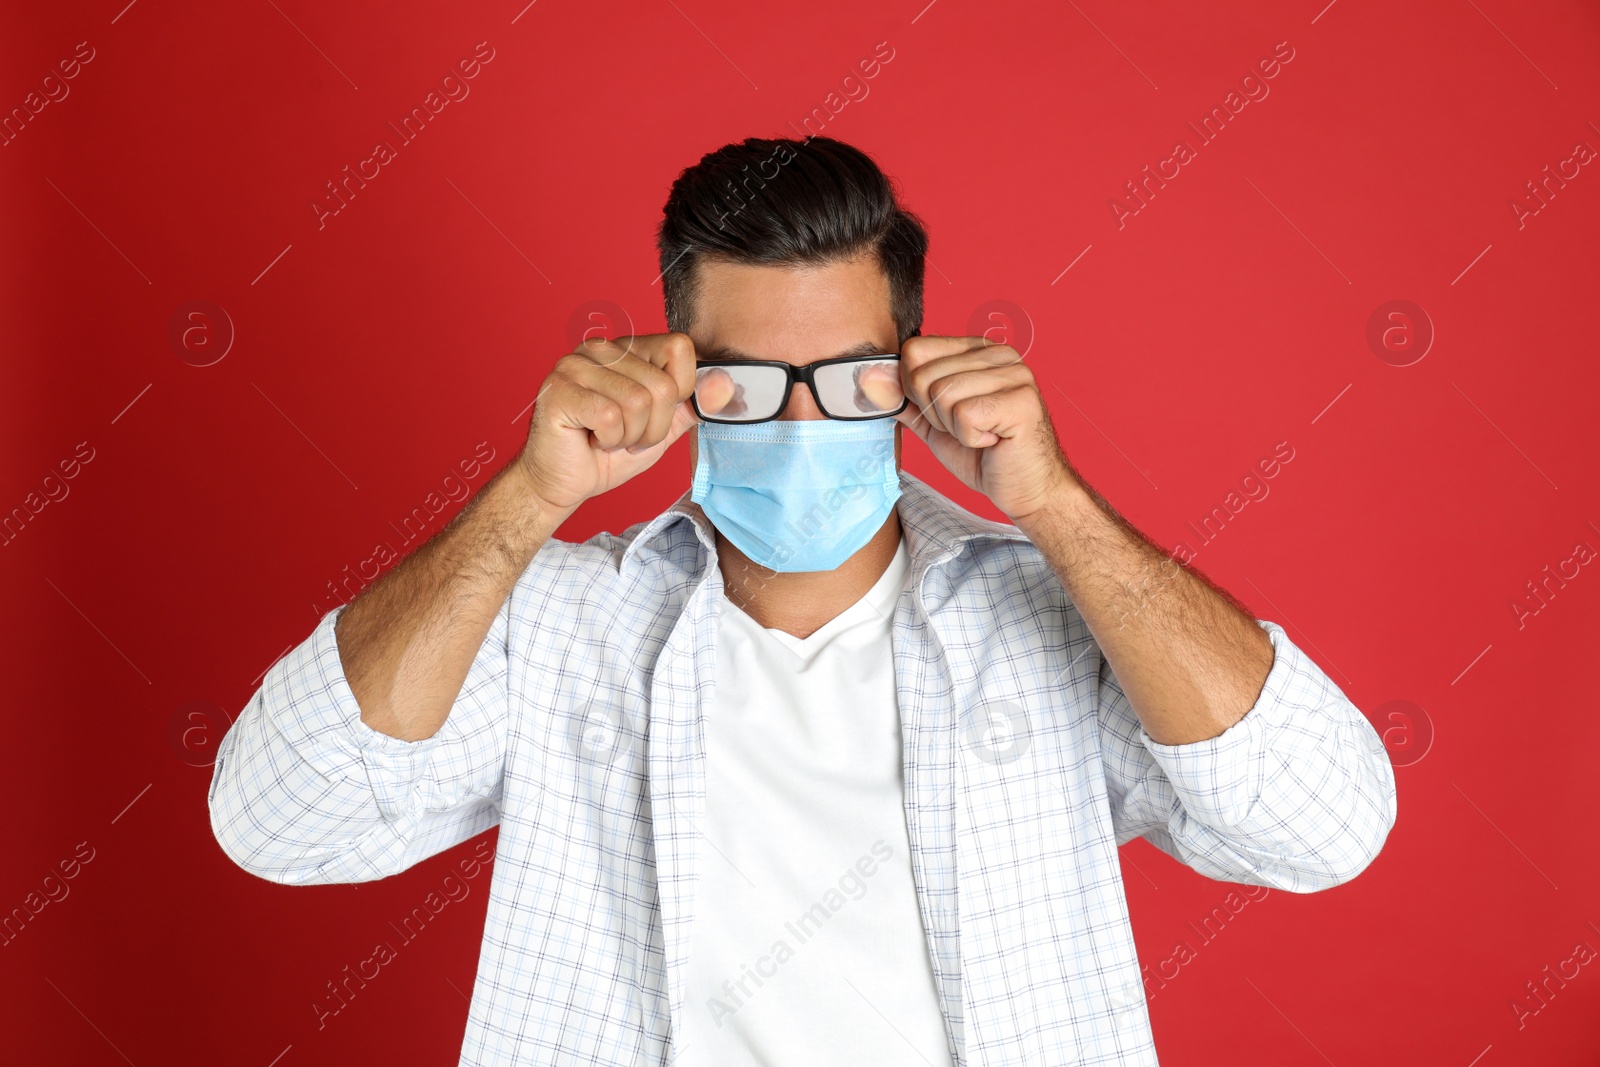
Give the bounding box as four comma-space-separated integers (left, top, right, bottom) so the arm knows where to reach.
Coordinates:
679, 538, 953, 1066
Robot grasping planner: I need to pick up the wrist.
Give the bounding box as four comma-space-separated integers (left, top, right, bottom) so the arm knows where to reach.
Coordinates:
1006, 466, 1091, 534
490, 462, 578, 550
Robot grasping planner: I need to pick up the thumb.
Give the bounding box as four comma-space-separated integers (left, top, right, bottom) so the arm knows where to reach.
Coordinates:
895, 400, 933, 442
665, 400, 698, 444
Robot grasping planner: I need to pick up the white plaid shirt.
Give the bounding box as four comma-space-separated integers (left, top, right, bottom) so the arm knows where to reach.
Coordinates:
209, 471, 1397, 1066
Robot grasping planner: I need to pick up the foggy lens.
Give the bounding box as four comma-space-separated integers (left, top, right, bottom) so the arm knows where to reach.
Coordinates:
814, 357, 903, 418
694, 364, 787, 421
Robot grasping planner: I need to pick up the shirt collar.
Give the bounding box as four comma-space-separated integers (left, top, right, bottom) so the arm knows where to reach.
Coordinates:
617, 470, 1031, 579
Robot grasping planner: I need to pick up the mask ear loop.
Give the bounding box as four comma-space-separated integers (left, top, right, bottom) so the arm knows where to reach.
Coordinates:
887, 421, 901, 494
690, 430, 711, 501
881, 418, 903, 498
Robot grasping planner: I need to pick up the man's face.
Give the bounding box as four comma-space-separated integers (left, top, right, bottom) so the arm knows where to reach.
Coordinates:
685, 251, 904, 470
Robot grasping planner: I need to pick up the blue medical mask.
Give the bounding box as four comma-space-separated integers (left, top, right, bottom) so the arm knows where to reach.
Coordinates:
691, 417, 901, 573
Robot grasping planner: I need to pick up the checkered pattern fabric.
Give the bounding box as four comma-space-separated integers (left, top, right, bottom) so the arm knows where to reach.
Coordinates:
209, 472, 1397, 1065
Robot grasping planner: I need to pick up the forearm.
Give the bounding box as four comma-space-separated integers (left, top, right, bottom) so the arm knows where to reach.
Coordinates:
1014, 475, 1274, 746
335, 461, 572, 742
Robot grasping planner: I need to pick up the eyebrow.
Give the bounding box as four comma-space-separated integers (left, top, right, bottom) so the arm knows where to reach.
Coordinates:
697, 340, 889, 362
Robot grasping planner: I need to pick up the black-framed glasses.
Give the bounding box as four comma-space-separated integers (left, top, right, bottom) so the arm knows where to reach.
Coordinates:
690, 353, 907, 424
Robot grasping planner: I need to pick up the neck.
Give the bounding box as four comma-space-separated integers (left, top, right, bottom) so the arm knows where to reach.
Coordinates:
718, 510, 903, 639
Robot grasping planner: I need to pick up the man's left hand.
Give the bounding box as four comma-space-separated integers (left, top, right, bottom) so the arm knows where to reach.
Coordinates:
895, 335, 1078, 524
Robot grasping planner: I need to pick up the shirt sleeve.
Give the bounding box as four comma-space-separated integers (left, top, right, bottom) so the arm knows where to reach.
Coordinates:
1095, 618, 1398, 893
207, 596, 511, 885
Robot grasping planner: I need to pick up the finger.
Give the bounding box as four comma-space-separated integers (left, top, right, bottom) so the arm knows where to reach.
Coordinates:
950, 394, 1004, 448
895, 390, 940, 438
899, 334, 990, 376
899, 344, 1015, 426
896, 393, 963, 445
629, 400, 699, 458
561, 357, 659, 450
905, 347, 1026, 408
612, 332, 697, 402
894, 399, 932, 441
922, 365, 1033, 439
905, 353, 1030, 437
895, 398, 968, 465
547, 373, 629, 451
600, 351, 685, 451
948, 385, 1040, 447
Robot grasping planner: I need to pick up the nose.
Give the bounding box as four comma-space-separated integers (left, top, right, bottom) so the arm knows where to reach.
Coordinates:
780, 379, 827, 421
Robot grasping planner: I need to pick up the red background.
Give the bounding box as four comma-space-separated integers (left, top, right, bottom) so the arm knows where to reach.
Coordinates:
5, 0, 1599, 1063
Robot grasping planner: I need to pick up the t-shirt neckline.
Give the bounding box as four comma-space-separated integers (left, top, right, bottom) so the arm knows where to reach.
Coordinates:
733, 538, 910, 660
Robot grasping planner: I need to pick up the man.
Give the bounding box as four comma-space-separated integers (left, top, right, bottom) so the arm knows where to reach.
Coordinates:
209, 136, 1397, 1066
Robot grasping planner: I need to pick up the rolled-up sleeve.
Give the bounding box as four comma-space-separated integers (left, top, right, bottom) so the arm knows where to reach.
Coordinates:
207, 598, 511, 886
1097, 619, 1397, 892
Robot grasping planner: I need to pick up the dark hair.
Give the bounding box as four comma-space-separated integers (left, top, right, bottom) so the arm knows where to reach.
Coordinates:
656, 136, 929, 345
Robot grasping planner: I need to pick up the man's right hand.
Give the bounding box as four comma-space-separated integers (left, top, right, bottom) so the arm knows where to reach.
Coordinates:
515, 332, 699, 515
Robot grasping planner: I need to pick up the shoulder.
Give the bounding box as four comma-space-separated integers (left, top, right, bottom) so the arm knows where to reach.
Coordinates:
505, 511, 708, 616
928, 534, 1075, 627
